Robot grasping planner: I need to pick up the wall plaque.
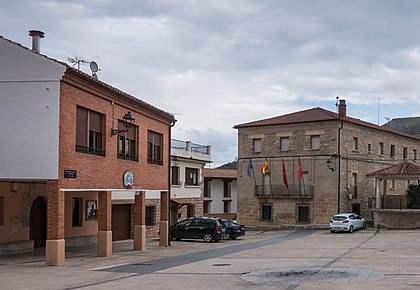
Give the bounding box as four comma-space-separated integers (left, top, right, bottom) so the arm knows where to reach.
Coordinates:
64, 170, 77, 178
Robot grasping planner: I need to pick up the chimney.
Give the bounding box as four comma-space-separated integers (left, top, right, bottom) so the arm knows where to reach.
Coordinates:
28, 30, 45, 53
338, 99, 346, 118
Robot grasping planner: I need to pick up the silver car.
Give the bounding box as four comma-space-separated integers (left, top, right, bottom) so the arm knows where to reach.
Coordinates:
329, 213, 366, 233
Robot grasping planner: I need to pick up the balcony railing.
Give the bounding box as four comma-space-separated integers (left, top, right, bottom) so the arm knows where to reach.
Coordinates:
255, 184, 314, 198
171, 139, 210, 155
379, 195, 420, 210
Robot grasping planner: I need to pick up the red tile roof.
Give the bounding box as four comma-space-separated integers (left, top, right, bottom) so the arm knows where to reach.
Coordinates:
366, 161, 420, 178
234, 107, 420, 141
202, 168, 237, 179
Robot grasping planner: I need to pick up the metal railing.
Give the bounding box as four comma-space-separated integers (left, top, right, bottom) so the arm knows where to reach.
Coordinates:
379, 195, 420, 210
255, 184, 314, 197
171, 139, 210, 155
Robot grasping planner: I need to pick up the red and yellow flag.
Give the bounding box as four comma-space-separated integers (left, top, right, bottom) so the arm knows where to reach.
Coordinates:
261, 159, 269, 175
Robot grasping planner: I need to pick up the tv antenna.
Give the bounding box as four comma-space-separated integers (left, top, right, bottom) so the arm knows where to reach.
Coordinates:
67, 56, 89, 70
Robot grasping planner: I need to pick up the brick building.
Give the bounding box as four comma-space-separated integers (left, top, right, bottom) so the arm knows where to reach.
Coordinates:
234, 100, 420, 228
0, 32, 175, 264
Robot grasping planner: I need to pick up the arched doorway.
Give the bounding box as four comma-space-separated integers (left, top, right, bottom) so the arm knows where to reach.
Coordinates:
30, 197, 47, 248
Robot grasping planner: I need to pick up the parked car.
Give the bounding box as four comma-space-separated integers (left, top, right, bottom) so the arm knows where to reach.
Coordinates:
329, 213, 366, 233
219, 219, 246, 240
170, 217, 224, 243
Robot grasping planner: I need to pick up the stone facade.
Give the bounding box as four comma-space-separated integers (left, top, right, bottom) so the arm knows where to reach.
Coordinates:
235, 104, 420, 228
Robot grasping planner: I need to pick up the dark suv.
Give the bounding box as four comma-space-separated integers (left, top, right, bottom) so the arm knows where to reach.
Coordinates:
170, 217, 223, 243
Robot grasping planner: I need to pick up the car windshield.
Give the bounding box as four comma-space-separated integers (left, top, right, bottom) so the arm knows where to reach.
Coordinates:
333, 216, 347, 221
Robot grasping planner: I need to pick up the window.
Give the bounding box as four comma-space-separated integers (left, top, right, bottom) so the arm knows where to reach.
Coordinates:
280, 137, 289, 151
261, 204, 272, 221
403, 147, 408, 160
185, 167, 199, 186
414, 149, 417, 161
263, 173, 271, 195
187, 204, 195, 218
117, 120, 138, 161
76, 106, 104, 156
368, 143, 372, 153
0, 196, 4, 225
223, 180, 231, 198
351, 173, 358, 198
390, 145, 395, 158
297, 204, 310, 223
379, 142, 384, 155
203, 200, 211, 214
223, 201, 231, 213
253, 138, 262, 153
310, 135, 320, 150
72, 197, 83, 227
146, 206, 155, 226
353, 137, 359, 151
171, 166, 180, 185
204, 180, 211, 197
147, 130, 163, 165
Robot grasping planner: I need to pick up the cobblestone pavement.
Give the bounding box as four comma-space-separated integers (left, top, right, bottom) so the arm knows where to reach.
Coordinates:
2, 229, 420, 289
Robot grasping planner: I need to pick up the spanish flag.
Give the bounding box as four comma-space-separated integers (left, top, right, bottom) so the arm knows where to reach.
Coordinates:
261, 159, 269, 175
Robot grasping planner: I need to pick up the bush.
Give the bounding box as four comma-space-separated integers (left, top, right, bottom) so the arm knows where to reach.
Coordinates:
407, 184, 420, 196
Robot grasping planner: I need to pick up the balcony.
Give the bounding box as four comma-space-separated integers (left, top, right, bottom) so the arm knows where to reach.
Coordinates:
171, 139, 211, 163
255, 184, 314, 198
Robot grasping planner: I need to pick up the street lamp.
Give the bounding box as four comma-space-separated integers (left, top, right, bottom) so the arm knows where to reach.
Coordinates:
326, 157, 336, 172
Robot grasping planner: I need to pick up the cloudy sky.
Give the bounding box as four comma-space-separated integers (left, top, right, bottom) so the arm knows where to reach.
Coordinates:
2, 0, 420, 166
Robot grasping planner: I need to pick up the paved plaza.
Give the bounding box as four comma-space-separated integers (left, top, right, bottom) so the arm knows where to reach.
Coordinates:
1, 228, 420, 289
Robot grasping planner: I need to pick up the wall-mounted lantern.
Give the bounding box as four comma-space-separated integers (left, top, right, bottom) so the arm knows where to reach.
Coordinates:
111, 111, 135, 136
326, 157, 336, 172
172, 156, 180, 166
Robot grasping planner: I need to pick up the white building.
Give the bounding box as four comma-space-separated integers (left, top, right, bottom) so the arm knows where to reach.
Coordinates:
170, 139, 211, 223
202, 168, 237, 219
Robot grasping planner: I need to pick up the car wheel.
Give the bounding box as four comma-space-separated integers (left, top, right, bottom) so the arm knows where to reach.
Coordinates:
231, 236, 237, 240
330, 230, 335, 233
225, 231, 231, 240
349, 225, 354, 233
363, 222, 367, 229
203, 233, 213, 243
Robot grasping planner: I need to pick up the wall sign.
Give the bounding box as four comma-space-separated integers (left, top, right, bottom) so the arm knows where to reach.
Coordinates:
123, 170, 134, 188
64, 170, 77, 178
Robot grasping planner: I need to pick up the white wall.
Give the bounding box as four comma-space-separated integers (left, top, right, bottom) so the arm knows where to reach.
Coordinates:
0, 37, 66, 180
207, 179, 237, 214
171, 159, 203, 199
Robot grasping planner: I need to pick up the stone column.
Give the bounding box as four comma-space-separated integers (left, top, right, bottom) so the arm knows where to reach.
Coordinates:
134, 191, 146, 251
383, 180, 388, 208
159, 190, 169, 247
97, 191, 112, 257
375, 178, 381, 209
45, 181, 65, 266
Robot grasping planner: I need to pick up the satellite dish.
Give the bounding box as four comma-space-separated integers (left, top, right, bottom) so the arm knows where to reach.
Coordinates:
90, 61, 99, 73
92, 73, 98, 80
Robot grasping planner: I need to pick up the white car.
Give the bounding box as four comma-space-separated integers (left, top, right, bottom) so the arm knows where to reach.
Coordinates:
329, 213, 366, 233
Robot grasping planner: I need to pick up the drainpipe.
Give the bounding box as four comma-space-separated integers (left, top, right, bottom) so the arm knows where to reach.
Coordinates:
337, 100, 346, 214
337, 121, 343, 214
168, 119, 177, 246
